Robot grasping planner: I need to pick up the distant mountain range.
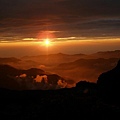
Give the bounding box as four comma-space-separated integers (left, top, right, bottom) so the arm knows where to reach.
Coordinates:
0, 57, 21, 64
89, 50, 120, 59
1, 50, 120, 66
0, 50, 120, 87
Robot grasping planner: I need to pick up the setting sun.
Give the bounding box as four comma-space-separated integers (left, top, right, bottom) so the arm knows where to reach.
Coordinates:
44, 39, 50, 46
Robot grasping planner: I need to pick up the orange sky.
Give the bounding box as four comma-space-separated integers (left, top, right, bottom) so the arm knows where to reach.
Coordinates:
0, 38, 120, 57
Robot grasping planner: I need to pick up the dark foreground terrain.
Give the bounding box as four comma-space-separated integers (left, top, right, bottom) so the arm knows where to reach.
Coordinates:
0, 84, 120, 119
0, 60, 120, 119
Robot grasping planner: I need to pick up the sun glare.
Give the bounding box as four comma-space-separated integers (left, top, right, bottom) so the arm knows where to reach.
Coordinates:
44, 39, 50, 46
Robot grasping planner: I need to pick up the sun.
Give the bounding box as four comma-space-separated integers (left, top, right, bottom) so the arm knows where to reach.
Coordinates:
44, 38, 50, 46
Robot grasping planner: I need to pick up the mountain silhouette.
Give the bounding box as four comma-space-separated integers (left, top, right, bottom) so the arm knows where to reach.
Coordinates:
0, 64, 45, 77
0, 64, 67, 90
93, 50, 120, 59
0, 60, 120, 119
46, 74, 63, 85
0, 57, 21, 64
24, 68, 45, 78
97, 59, 120, 105
0, 64, 45, 89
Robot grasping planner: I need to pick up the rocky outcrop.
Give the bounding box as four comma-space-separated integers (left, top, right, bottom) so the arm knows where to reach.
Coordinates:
97, 59, 120, 104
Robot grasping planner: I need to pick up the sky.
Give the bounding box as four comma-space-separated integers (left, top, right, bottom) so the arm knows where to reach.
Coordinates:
0, 0, 120, 57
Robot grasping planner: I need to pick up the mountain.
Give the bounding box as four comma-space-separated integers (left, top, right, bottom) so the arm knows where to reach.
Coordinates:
0, 64, 45, 90
58, 58, 118, 70
21, 53, 86, 66
0, 57, 21, 64
53, 58, 119, 83
1, 50, 120, 69
97, 59, 120, 105
0, 64, 45, 76
86, 50, 120, 59
0, 58, 120, 119
0, 64, 70, 90
0, 50, 120, 84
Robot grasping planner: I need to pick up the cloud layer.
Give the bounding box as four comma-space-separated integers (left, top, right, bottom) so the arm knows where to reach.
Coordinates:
0, 0, 120, 42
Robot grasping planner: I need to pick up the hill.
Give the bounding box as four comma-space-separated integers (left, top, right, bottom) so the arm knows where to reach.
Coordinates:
0, 59, 120, 119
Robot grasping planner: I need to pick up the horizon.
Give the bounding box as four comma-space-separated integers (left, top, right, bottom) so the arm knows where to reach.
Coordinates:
1, 49, 120, 58
1, 39, 120, 57
0, 0, 120, 57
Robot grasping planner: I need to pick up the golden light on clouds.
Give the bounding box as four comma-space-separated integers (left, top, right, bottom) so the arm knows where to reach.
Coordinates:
37, 31, 56, 40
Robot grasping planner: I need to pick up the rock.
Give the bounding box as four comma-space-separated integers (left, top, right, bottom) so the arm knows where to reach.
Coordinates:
97, 59, 120, 105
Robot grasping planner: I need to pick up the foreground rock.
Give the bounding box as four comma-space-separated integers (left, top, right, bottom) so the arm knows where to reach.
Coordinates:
97, 59, 120, 105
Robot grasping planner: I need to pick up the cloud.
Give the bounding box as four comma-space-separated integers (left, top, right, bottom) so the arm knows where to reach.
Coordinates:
57, 80, 67, 88
34, 75, 47, 83
0, 0, 120, 42
19, 74, 27, 78
1, 0, 120, 21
